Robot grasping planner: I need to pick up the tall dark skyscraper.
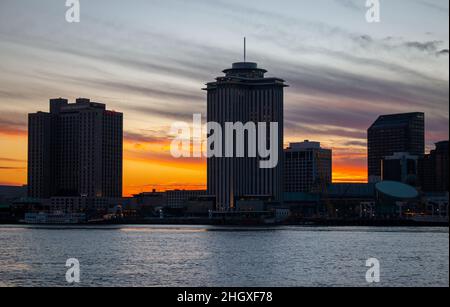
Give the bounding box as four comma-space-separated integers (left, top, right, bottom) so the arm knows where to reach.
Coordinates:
205, 62, 287, 210
367, 112, 425, 183
28, 98, 123, 198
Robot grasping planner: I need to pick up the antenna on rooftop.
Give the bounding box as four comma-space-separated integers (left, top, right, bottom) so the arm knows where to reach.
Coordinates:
244, 37, 246, 62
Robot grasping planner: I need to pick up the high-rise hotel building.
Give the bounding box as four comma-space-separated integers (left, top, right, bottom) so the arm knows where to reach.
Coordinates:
204, 62, 287, 210
284, 141, 332, 193
368, 112, 424, 183
28, 98, 123, 199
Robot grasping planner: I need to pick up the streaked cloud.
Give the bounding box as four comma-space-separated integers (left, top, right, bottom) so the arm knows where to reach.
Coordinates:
0, 0, 448, 191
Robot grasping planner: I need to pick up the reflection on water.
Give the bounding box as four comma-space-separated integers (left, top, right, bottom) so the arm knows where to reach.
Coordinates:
0, 225, 448, 287
120, 227, 209, 234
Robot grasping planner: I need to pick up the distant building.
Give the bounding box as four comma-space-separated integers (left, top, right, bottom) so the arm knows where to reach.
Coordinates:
166, 190, 206, 208
375, 181, 419, 218
205, 62, 287, 210
327, 183, 376, 199
132, 191, 167, 217
422, 194, 449, 222
46, 197, 111, 214
284, 141, 332, 193
382, 152, 419, 185
185, 196, 216, 217
0, 185, 27, 201
11, 196, 118, 221
368, 112, 424, 183
419, 141, 449, 192
133, 191, 167, 208
28, 98, 123, 198
0, 185, 28, 221
327, 183, 376, 218
284, 183, 376, 219
24, 212, 87, 224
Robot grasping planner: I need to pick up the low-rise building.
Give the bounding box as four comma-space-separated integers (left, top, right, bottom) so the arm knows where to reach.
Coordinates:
166, 190, 207, 208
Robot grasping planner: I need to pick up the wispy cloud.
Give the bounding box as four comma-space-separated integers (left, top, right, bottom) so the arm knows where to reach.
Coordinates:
415, 0, 449, 13
0, 0, 448, 186
0, 113, 27, 136
334, 0, 364, 11
0, 157, 26, 163
0, 166, 26, 170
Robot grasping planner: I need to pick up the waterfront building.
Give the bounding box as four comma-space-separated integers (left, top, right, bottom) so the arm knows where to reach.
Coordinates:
368, 112, 424, 183
382, 152, 419, 185
418, 141, 449, 193
284, 141, 332, 193
204, 62, 287, 210
28, 98, 123, 198
166, 190, 206, 208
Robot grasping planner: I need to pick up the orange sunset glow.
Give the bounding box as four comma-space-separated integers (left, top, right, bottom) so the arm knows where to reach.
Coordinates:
0, 0, 447, 196
0, 130, 367, 196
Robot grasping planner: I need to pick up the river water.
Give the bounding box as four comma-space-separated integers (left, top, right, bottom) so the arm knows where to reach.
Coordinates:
0, 225, 448, 287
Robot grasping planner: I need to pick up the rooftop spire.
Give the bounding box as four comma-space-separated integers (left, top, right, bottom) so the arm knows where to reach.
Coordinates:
244, 37, 246, 62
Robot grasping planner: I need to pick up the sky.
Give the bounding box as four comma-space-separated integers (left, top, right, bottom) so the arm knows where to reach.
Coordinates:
0, 0, 448, 196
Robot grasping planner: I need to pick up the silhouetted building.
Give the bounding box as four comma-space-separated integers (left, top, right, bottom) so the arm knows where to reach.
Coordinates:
0, 185, 27, 222
382, 152, 419, 186
185, 196, 216, 217
0, 185, 27, 200
284, 183, 376, 219
12, 196, 126, 222
28, 98, 123, 198
133, 190, 167, 208
284, 141, 332, 193
166, 190, 206, 208
368, 112, 424, 183
205, 62, 287, 210
130, 191, 167, 217
419, 141, 449, 192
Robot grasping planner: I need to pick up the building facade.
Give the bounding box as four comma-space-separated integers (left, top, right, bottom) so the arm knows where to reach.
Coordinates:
419, 141, 449, 192
0, 185, 27, 201
382, 152, 419, 185
368, 112, 424, 183
205, 62, 287, 210
166, 190, 206, 208
284, 141, 332, 193
28, 98, 123, 198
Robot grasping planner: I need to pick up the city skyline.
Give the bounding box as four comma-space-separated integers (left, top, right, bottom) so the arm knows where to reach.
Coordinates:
0, 0, 449, 196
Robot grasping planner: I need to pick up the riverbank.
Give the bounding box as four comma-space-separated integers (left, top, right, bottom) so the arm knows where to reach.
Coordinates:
1, 218, 448, 227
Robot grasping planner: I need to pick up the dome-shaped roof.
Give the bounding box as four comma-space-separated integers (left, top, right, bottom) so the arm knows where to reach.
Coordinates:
376, 181, 419, 199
